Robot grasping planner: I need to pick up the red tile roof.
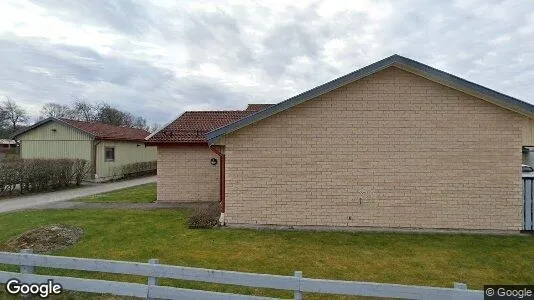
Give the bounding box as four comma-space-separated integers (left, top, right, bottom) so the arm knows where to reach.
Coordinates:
245, 104, 275, 111
60, 118, 150, 141
147, 111, 253, 144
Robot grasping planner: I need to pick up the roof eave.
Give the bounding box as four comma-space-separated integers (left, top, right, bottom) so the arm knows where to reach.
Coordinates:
95, 137, 149, 143
144, 141, 208, 146
207, 54, 534, 144
390, 58, 534, 118
206, 55, 398, 144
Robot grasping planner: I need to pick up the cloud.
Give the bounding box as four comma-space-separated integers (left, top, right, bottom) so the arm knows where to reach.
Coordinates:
0, 37, 165, 121
28, 0, 155, 36
0, 0, 532, 126
0, 33, 255, 123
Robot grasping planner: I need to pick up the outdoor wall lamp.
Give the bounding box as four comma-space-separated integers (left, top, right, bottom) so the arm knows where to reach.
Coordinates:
210, 158, 218, 165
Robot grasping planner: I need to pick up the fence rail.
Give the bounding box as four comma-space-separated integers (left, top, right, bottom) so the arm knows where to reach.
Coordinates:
0, 250, 484, 299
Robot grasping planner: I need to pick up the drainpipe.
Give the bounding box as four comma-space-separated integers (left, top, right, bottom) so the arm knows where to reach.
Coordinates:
92, 140, 102, 180
209, 145, 226, 225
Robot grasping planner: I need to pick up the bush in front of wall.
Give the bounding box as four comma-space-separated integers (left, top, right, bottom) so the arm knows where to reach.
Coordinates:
0, 158, 21, 194
0, 158, 89, 195
72, 159, 88, 186
187, 202, 221, 229
117, 160, 157, 180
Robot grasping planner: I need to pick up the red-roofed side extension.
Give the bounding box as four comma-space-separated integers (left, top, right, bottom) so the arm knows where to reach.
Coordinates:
145, 106, 271, 206
146, 111, 252, 145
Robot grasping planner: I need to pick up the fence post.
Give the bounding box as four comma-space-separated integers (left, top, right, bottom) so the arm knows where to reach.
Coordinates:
20, 249, 34, 274
294, 271, 303, 300
20, 249, 34, 299
454, 282, 468, 300
147, 258, 159, 300
454, 282, 467, 290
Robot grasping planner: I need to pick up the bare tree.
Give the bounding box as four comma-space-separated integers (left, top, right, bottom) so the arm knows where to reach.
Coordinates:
132, 116, 149, 131
96, 103, 133, 126
40, 102, 73, 119
1, 96, 29, 132
149, 122, 161, 133
72, 97, 96, 121
36, 97, 152, 130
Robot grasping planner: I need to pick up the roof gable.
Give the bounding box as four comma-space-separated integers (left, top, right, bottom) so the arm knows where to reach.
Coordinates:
12, 118, 93, 140
206, 54, 534, 145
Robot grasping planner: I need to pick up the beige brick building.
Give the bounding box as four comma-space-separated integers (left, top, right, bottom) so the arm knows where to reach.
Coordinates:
156, 146, 219, 202
147, 55, 534, 232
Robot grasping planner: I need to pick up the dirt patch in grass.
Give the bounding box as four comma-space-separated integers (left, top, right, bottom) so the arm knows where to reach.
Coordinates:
3, 224, 83, 253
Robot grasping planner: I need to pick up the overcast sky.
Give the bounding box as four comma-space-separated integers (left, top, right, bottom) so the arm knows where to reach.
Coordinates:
0, 0, 533, 125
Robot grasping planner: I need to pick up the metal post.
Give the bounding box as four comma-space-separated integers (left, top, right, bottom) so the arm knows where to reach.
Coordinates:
147, 258, 159, 300
453, 282, 468, 300
294, 271, 303, 300
20, 249, 34, 299
454, 282, 467, 290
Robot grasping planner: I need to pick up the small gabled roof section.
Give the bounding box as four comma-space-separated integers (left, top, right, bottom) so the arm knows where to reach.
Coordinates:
12, 117, 150, 142
206, 54, 534, 145
145, 111, 254, 144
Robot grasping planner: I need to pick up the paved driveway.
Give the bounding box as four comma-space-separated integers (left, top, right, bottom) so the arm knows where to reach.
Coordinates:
0, 176, 156, 214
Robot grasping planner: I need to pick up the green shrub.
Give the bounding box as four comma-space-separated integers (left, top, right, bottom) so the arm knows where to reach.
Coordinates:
72, 159, 88, 186
187, 202, 220, 229
116, 160, 157, 180
0, 159, 20, 194
0, 158, 89, 195
4, 147, 20, 159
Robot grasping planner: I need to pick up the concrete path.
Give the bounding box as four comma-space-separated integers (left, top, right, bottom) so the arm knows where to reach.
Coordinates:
34, 201, 205, 210
0, 176, 156, 214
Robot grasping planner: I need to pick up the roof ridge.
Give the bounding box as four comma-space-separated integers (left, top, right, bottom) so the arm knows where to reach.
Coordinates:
184, 110, 250, 113
59, 117, 150, 139
60, 118, 148, 129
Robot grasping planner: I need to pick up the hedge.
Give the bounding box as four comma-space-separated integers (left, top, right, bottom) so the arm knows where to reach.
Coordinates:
0, 158, 88, 195
116, 161, 157, 180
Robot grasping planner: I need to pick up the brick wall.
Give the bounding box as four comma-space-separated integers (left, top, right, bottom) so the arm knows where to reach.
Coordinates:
157, 145, 219, 202
218, 67, 525, 231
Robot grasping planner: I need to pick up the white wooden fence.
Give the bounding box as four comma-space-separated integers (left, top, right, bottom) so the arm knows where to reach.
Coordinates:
0, 249, 484, 299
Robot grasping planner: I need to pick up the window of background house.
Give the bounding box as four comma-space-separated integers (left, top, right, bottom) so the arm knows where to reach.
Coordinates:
105, 147, 115, 162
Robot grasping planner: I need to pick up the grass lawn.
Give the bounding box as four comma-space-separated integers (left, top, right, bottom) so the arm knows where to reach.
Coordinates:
0, 208, 533, 299
74, 183, 156, 203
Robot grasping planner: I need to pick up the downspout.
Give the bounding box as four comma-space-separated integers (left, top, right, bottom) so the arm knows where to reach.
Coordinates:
92, 139, 102, 180
209, 145, 226, 225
